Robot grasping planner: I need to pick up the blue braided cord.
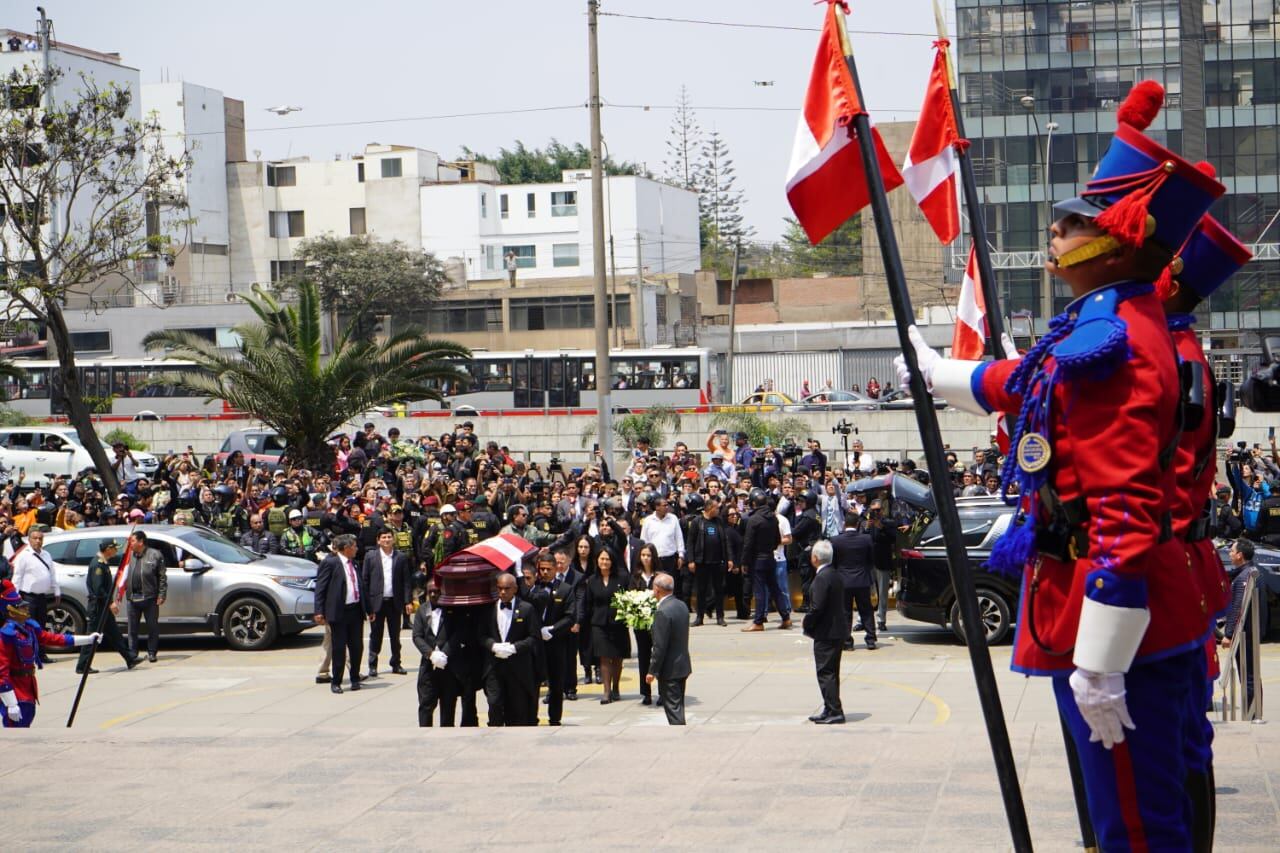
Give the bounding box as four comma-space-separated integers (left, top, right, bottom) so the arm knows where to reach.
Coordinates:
1166, 313, 1196, 332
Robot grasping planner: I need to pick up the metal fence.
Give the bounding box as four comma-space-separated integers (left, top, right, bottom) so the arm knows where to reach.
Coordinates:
1221, 574, 1265, 722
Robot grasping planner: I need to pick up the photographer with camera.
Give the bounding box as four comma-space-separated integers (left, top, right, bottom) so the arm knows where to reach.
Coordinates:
1225, 446, 1272, 538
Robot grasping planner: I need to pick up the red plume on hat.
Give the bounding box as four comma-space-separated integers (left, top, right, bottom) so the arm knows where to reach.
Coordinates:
1087, 81, 1172, 248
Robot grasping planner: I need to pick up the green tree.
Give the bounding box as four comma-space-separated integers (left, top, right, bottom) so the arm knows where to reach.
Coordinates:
142, 281, 470, 471
663, 85, 701, 190
710, 412, 810, 448
781, 216, 863, 276
0, 64, 189, 495
273, 235, 448, 338
580, 405, 682, 453
697, 130, 753, 276
459, 139, 647, 184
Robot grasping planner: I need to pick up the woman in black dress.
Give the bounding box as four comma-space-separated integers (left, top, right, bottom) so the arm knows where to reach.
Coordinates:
569, 534, 598, 685
632, 543, 660, 705
577, 547, 630, 703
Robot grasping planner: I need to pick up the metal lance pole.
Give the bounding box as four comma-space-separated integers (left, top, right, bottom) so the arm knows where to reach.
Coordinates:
833, 12, 1032, 850
587, 0, 612, 460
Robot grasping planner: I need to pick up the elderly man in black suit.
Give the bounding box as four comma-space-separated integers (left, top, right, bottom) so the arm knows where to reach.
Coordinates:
803, 540, 848, 724
480, 572, 542, 726
314, 534, 365, 694
411, 580, 456, 726
362, 529, 412, 678
647, 572, 692, 725
830, 512, 878, 651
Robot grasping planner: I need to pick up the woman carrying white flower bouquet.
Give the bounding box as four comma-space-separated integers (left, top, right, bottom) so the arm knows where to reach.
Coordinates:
630, 544, 661, 705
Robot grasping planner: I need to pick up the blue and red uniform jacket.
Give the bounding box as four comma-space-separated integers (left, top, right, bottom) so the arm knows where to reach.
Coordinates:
971, 283, 1205, 675
0, 619, 72, 703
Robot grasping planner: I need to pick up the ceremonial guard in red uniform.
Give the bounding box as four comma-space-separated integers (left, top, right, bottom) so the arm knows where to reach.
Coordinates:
896, 81, 1225, 850
1157, 212, 1252, 851
1, 580, 101, 728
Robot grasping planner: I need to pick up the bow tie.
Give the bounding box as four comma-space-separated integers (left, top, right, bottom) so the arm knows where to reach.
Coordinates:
500, 602, 513, 610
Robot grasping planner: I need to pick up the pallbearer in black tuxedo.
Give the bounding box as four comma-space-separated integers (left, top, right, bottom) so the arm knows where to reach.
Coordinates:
411, 581, 457, 726
481, 572, 542, 726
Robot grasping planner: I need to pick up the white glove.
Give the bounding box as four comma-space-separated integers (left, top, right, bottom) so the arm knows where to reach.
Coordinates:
999, 333, 1020, 361
540, 626, 553, 642
0, 689, 19, 722
893, 325, 941, 393
1068, 668, 1135, 750
429, 650, 447, 670
72, 632, 103, 647
493, 643, 515, 659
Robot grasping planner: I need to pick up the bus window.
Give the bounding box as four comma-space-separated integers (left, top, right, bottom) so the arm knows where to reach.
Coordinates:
24, 368, 49, 399
675, 359, 699, 388
610, 360, 633, 390
485, 361, 512, 391
580, 361, 596, 391
0, 374, 22, 401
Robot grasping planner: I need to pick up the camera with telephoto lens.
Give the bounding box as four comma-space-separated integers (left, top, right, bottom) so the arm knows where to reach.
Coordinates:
780, 441, 803, 460
1227, 441, 1251, 464
832, 419, 857, 437
1239, 334, 1280, 413
548, 457, 562, 473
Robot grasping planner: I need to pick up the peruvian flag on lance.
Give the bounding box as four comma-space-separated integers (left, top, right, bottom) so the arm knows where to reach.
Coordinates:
951, 245, 987, 359
785, 0, 903, 244
902, 41, 962, 244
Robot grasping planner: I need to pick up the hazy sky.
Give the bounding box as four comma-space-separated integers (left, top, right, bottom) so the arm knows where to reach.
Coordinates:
27, 1, 944, 241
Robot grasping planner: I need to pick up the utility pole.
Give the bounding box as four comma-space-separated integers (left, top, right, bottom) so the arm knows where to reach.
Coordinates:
609, 235, 620, 348
634, 232, 644, 344
37, 7, 58, 363
724, 237, 742, 404
587, 1, 612, 461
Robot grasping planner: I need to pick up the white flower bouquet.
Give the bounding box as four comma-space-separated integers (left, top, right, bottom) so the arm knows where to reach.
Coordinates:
612, 588, 657, 631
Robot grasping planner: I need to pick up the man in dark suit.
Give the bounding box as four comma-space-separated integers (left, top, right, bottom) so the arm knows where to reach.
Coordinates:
830, 512, 877, 651
480, 572, 542, 726
647, 572, 692, 725
553, 549, 585, 700
534, 551, 576, 725
362, 529, 412, 677
313, 534, 365, 694
803, 541, 848, 724
411, 580, 457, 726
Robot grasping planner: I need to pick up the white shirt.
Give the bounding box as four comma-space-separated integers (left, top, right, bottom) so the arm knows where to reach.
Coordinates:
114, 454, 142, 484
641, 512, 685, 559
13, 546, 58, 596
496, 600, 513, 641
379, 548, 394, 599
773, 514, 792, 563
429, 608, 442, 636
343, 557, 359, 605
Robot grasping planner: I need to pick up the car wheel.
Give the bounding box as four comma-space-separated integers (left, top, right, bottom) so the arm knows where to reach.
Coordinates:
221, 597, 279, 651
45, 601, 86, 648
950, 588, 1012, 645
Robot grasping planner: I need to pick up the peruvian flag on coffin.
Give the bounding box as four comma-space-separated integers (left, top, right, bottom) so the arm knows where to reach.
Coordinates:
785, 1, 903, 245
902, 44, 962, 245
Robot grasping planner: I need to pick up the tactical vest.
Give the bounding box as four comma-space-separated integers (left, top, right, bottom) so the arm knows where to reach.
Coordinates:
1260, 494, 1280, 538
213, 511, 236, 535
389, 524, 413, 554
282, 527, 315, 556
266, 506, 288, 536
466, 521, 483, 545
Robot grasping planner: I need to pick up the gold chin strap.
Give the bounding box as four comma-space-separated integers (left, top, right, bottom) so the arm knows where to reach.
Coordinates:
7, 604, 30, 622
1052, 234, 1123, 269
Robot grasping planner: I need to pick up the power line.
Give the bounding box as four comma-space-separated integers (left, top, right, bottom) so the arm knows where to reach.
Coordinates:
597, 10, 934, 38
176, 104, 586, 138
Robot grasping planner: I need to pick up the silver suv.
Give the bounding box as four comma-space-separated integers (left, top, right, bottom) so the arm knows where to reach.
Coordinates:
42, 524, 317, 651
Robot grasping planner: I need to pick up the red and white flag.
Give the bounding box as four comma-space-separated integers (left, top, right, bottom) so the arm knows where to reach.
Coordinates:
785, 1, 903, 245
902, 43, 962, 245
951, 245, 987, 360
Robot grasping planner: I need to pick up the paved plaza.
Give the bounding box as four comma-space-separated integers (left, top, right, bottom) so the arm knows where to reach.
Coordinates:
8, 616, 1279, 851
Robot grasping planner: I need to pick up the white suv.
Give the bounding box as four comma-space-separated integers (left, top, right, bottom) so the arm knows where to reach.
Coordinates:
0, 426, 159, 486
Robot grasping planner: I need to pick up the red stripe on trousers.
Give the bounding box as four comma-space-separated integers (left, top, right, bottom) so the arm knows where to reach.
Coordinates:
1112, 741, 1148, 852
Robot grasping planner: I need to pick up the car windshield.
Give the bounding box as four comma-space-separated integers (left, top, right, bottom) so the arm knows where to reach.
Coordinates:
173, 527, 262, 564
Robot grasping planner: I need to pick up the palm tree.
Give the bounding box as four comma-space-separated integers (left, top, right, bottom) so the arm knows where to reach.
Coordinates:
580, 405, 682, 453
710, 411, 809, 448
142, 282, 470, 471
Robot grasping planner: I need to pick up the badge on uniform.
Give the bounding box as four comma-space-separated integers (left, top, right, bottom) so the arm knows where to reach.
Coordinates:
1017, 432, 1051, 473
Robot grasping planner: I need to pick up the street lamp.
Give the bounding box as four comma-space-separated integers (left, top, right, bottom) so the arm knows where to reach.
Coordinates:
1019, 95, 1055, 327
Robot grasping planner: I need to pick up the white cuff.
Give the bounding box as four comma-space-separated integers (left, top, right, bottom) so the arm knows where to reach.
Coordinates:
0, 689, 16, 710
71, 634, 94, 647
1072, 598, 1151, 674
931, 359, 987, 415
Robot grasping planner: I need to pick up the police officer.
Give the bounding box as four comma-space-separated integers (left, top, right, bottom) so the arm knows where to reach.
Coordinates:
280, 509, 320, 562
210, 484, 247, 541
455, 501, 483, 547
467, 497, 500, 542
897, 81, 1225, 850
438, 504, 468, 560
384, 505, 415, 558
75, 539, 138, 674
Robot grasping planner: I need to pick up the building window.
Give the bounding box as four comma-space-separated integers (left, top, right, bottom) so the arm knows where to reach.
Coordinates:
270, 260, 306, 282
349, 207, 366, 236
266, 165, 296, 187
145, 201, 160, 239
552, 243, 580, 267
381, 158, 402, 178
502, 244, 536, 268
527, 193, 536, 217
426, 299, 503, 334
484, 245, 498, 270
69, 330, 111, 353
357, 162, 365, 183
481, 193, 488, 218
510, 295, 630, 331
551, 190, 577, 217
269, 210, 305, 238
500, 194, 509, 219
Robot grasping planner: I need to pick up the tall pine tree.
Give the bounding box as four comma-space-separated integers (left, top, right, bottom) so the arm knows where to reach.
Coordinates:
663, 85, 701, 190
697, 129, 753, 276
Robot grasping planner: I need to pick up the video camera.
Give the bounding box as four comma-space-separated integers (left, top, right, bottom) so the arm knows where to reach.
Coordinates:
779, 440, 803, 460
548, 456, 563, 473
1239, 334, 1280, 413
832, 419, 858, 437
1226, 441, 1252, 465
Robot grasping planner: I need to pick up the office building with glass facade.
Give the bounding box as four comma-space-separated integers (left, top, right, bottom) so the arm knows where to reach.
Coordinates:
955, 0, 1278, 366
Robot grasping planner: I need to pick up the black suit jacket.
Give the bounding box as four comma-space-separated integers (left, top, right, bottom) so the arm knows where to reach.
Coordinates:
650, 595, 692, 680
539, 579, 576, 639
360, 548, 412, 612
314, 553, 365, 623
578, 573, 627, 628
480, 599, 541, 690
831, 529, 875, 589
803, 566, 849, 641
411, 605, 447, 659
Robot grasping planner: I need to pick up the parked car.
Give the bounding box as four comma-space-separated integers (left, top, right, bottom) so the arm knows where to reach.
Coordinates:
0, 426, 158, 487
1218, 543, 1279, 639
42, 524, 317, 651
877, 388, 949, 411
215, 428, 288, 468
784, 390, 880, 413
723, 391, 795, 412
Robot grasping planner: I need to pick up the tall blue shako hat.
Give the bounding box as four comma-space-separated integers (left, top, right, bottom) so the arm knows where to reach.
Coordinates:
1052, 80, 1226, 263
1158, 210, 1254, 303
